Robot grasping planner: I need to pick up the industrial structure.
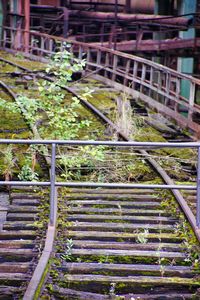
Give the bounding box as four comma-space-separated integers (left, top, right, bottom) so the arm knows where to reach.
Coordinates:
1, 1, 200, 299
0, 0, 200, 101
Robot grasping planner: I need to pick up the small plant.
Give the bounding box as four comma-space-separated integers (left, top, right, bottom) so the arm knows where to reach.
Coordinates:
156, 246, 166, 277
0, 145, 16, 181
109, 282, 116, 298
15, 52, 25, 60
115, 91, 144, 139
58, 145, 105, 181
18, 164, 39, 181
61, 238, 74, 261
136, 229, 149, 244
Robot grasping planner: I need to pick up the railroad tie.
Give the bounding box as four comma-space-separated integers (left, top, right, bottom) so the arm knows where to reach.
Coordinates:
0, 186, 41, 297
44, 188, 200, 299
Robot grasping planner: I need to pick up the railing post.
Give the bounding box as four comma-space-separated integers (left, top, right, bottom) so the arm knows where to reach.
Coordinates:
96, 49, 101, 66
188, 82, 195, 121
112, 54, 118, 82
78, 45, 83, 60
197, 146, 200, 228
105, 52, 110, 78
140, 64, 146, 93
124, 59, 130, 86
164, 72, 170, 106
50, 143, 56, 226
156, 71, 161, 102
132, 61, 138, 89
174, 77, 180, 113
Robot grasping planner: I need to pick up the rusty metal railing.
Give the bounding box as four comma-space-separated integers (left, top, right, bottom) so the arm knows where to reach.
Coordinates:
1, 26, 200, 137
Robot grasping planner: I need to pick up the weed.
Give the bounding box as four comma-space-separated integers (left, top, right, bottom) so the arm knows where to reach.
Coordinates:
60, 239, 74, 261
136, 229, 149, 244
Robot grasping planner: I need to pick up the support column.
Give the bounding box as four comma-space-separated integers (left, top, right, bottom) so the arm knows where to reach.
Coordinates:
125, 0, 131, 13
178, 0, 196, 100
24, 0, 30, 53
154, 1, 174, 41
0, 0, 3, 41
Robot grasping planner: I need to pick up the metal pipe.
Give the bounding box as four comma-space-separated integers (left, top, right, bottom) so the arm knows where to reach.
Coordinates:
0, 139, 199, 147
55, 182, 196, 189
0, 181, 196, 190
69, 11, 192, 27
50, 143, 56, 226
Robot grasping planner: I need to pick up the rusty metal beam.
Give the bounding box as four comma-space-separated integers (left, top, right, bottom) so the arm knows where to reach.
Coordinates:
30, 7, 189, 27
24, 0, 30, 53
91, 37, 200, 56
69, 11, 192, 27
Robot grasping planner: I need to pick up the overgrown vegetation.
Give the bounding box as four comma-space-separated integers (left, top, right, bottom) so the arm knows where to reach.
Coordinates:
0, 47, 103, 181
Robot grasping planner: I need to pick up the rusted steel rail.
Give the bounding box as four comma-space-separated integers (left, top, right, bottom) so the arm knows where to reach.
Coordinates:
1, 26, 200, 137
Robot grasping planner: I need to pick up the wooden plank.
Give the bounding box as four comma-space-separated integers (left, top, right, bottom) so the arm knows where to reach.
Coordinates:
8, 206, 39, 212
51, 287, 109, 300
71, 240, 183, 251
0, 248, 35, 256
68, 231, 182, 242
67, 214, 177, 224
61, 262, 192, 276
66, 207, 169, 216
6, 213, 37, 221
70, 249, 185, 259
51, 287, 193, 299
0, 230, 36, 239
69, 189, 155, 194
65, 200, 161, 207
11, 200, 39, 206
10, 194, 41, 199
0, 273, 29, 281
10, 185, 40, 191
120, 293, 194, 299
0, 206, 7, 212
68, 222, 174, 231
65, 195, 159, 201
0, 262, 30, 273
63, 274, 200, 285
65, 194, 158, 199
3, 222, 38, 230
0, 286, 23, 296
0, 240, 34, 249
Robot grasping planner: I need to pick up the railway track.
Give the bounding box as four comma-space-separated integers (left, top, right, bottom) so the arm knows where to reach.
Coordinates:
0, 53, 200, 299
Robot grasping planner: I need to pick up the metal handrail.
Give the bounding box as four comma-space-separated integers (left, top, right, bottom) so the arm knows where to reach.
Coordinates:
0, 139, 199, 227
